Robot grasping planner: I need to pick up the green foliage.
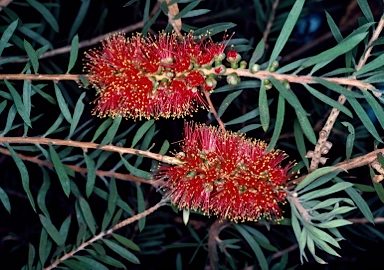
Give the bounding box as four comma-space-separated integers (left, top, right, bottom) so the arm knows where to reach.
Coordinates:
1, 1, 384, 269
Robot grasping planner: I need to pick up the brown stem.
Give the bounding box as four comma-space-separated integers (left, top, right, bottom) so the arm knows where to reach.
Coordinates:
208, 219, 229, 269
289, 148, 384, 187
44, 200, 166, 270
164, 0, 182, 38
263, 0, 279, 43
309, 16, 384, 172
0, 147, 163, 186
0, 69, 374, 91
203, 90, 226, 132
0, 136, 183, 165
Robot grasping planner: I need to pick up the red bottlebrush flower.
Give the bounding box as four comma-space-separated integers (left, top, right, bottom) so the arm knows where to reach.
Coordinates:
84, 32, 235, 119
156, 123, 293, 222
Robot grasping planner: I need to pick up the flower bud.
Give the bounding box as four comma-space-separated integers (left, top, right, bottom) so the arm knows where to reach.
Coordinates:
226, 50, 241, 64
250, 64, 260, 73
214, 64, 226, 75
226, 72, 240, 86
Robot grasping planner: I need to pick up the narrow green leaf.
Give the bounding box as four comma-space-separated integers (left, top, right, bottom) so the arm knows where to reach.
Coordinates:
159, 140, 170, 155
225, 108, 260, 126
84, 152, 96, 198
26, 0, 59, 32
294, 120, 309, 170
67, 34, 79, 73
69, 92, 85, 138
259, 83, 269, 132
5, 144, 36, 211
0, 100, 7, 115
112, 234, 140, 251
267, 95, 285, 152
62, 259, 90, 270
91, 118, 113, 142
269, 0, 305, 66
79, 197, 96, 235
0, 104, 16, 136
120, 155, 151, 179
276, 57, 309, 74
131, 120, 155, 148
75, 256, 109, 270
39, 229, 51, 267
304, 84, 352, 117
23, 40, 39, 74
192, 22, 236, 37
22, 77, 32, 118
54, 84, 72, 124
39, 215, 64, 246
214, 80, 260, 93
341, 121, 355, 159
108, 178, 118, 215
0, 186, 11, 214
325, 11, 343, 42
357, 0, 374, 22
33, 84, 56, 104
300, 182, 354, 201
18, 25, 53, 49
102, 239, 140, 264
124, 0, 138, 7
142, 8, 161, 36
218, 90, 243, 118
272, 78, 317, 144
297, 170, 341, 195
143, 0, 150, 24
234, 224, 268, 270
28, 243, 35, 269
356, 54, 384, 76
5, 79, 32, 127
334, 177, 374, 223
373, 181, 384, 203
99, 116, 122, 147
314, 78, 362, 97
295, 167, 341, 192
363, 90, 384, 131
347, 96, 382, 142
49, 144, 71, 197
0, 19, 18, 57
43, 114, 64, 137
302, 33, 367, 68
182, 9, 210, 18
249, 38, 265, 66
69, 0, 90, 41
174, 0, 202, 19
59, 215, 72, 243
136, 183, 146, 232
238, 124, 262, 133
37, 168, 51, 218
86, 250, 127, 269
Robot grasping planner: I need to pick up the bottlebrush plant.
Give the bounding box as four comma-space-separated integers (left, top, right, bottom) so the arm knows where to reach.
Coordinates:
1, 0, 384, 269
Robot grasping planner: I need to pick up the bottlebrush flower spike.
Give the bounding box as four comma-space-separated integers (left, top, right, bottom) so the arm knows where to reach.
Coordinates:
155, 123, 293, 222
84, 31, 235, 120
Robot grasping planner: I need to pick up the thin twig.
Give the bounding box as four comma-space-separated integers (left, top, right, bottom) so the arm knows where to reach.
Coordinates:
0, 0, 13, 12
0, 147, 163, 186
0, 69, 375, 91
263, 0, 279, 44
289, 147, 384, 187
0, 136, 183, 165
208, 219, 229, 269
165, 0, 183, 38
309, 16, 384, 172
44, 200, 167, 270
203, 90, 226, 132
